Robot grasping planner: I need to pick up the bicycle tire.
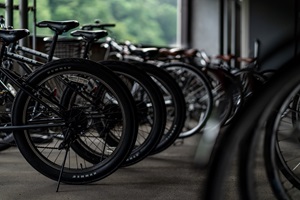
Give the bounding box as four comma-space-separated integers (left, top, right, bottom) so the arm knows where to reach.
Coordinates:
61, 60, 166, 167
12, 58, 138, 184
160, 62, 213, 138
264, 79, 300, 199
239, 66, 300, 200
204, 61, 300, 200
130, 61, 186, 155
202, 67, 237, 126
99, 60, 166, 166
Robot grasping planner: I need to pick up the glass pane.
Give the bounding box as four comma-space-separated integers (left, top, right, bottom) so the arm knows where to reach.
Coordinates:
0, 0, 179, 46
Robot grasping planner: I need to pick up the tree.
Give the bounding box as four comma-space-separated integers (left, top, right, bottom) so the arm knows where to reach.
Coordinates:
0, 0, 178, 46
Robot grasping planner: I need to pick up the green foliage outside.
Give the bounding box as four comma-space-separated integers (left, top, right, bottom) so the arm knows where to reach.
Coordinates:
1, 0, 178, 46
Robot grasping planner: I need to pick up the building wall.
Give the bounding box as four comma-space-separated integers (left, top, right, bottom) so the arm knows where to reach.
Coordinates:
189, 0, 299, 70
190, 0, 220, 56
249, 0, 298, 70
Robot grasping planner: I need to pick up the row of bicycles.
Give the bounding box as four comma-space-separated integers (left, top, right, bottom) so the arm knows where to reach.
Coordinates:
91, 20, 300, 199
202, 57, 300, 200
2, 16, 299, 199
0, 17, 216, 192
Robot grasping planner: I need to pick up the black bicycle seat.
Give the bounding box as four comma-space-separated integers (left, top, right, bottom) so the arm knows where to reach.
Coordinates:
0, 29, 30, 44
71, 30, 108, 42
81, 23, 116, 30
36, 20, 79, 34
131, 47, 158, 59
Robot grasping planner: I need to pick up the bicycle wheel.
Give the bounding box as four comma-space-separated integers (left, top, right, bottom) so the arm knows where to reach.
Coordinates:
233, 68, 267, 100
240, 66, 300, 200
202, 67, 237, 126
204, 61, 300, 200
218, 67, 265, 125
98, 60, 166, 167
264, 79, 300, 199
12, 58, 138, 184
160, 62, 213, 138
54, 60, 166, 167
130, 61, 186, 155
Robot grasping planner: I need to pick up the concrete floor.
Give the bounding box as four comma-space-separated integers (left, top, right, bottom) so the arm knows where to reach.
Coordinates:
0, 132, 279, 200
0, 134, 206, 200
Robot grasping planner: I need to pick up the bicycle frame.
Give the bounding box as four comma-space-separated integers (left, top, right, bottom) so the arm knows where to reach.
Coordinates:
14, 44, 60, 61
0, 48, 111, 133
0, 44, 84, 131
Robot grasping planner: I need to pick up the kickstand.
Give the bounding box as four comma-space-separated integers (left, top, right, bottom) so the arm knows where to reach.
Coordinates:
56, 143, 70, 192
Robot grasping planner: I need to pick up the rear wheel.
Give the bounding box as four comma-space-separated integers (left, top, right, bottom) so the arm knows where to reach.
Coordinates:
161, 62, 213, 138
131, 61, 186, 155
13, 58, 138, 184
264, 82, 300, 199
99, 60, 166, 166
204, 62, 300, 200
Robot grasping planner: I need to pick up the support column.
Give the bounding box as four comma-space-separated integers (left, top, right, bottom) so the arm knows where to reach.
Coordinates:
19, 0, 28, 47
241, 0, 249, 58
5, 0, 13, 27
178, 0, 190, 47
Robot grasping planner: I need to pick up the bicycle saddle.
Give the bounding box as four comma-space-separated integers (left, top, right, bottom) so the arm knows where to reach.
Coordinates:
215, 54, 235, 62
70, 30, 108, 42
36, 20, 79, 34
237, 57, 256, 64
128, 47, 157, 58
159, 48, 185, 56
81, 23, 116, 30
184, 48, 198, 57
0, 29, 30, 44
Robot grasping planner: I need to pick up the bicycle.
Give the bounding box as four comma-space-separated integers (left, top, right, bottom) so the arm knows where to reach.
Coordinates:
95, 27, 213, 139
0, 26, 141, 192
101, 34, 241, 130
157, 47, 269, 126
4, 20, 168, 169
0, 18, 81, 150
67, 28, 168, 166
202, 58, 300, 199
71, 27, 188, 160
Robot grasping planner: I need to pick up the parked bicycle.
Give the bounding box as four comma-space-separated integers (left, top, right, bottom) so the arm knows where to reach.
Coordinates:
0, 24, 142, 192
202, 58, 300, 199
82, 21, 214, 139
70, 27, 186, 159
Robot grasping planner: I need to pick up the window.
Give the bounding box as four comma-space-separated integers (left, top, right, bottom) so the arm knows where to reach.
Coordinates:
1, 0, 180, 47
0, 0, 181, 46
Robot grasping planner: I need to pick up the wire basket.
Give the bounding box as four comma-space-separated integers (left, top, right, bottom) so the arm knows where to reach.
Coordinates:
43, 36, 84, 58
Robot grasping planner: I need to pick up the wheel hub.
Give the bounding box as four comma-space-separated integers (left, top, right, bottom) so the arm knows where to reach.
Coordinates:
66, 108, 88, 132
